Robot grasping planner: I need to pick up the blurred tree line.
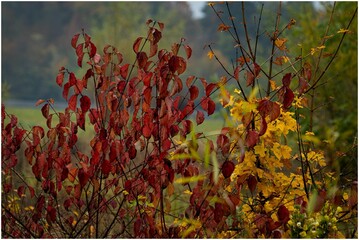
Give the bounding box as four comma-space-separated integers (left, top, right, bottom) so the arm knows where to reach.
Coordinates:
2, 2, 357, 168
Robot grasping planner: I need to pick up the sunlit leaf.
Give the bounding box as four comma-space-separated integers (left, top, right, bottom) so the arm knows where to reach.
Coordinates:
175, 175, 206, 184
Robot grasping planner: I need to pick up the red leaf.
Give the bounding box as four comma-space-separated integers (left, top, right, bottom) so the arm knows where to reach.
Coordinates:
246, 70, 255, 86
234, 66, 240, 80
246, 130, 259, 148
282, 73, 292, 87
186, 76, 196, 88
69, 72, 76, 86
257, 99, 280, 122
277, 205, 290, 224
35, 99, 45, 106
214, 202, 224, 223
128, 145, 137, 160
222, 161, 235, 178
68, 94, 78, 111
151, 28, 162, 45
56, 72, 65, 87
196, 110, 204, 125
120, 64, 130, 79
206, 83, 217, 97
28, 186, 35, 198
283, 87, 294, 109
207, 98, 216, 116
184, 45, 192, 59
189, 85, 199, 101
247, 175, 257, 194
89, 42, 97, 58
80, 96, 91, 113
218, 134, 230, 154
142, 125, 152, 139
17, 186, 25, 197
71, 33, 80, 49
137, 52, 148, 69
41, 103, 49, 119
46, 206, 56, 223
304, 62, 312, 81
78, 168, 89, 188
299, 77, 309, 95
157, 22, 165, 31
76, 43, 83, 58
253, 62, 261, 76
258, 116, 267, 136
101, 160, 112, 176
133, 37, 143, 54
149, 42, 158, 58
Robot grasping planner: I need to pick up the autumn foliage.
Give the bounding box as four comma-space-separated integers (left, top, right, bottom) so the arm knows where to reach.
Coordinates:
2, 2, 357, 238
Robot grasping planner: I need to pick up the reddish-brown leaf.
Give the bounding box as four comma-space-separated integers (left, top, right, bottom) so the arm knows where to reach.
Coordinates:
17, 186, 25, 197
142, 125, 152, 139
71, 33, 80, 49
35, 99, 45, 106
151, 28, 162, 45
299, 77, 309, 95
217, 134, 230, 155
246, 70, 255, 86
258, 116, 267, 136
137, 52, 148, 69
69, 72, 76, 86
76, 43, 83, 58
120, 64, 130, 79
196, 110, 204, 125
253, 62, 261, 77
246, 130, 259, 148
206, 83, 217, 97
78, 168, 88, 188
207, 98, 216, 116
149, 42, 158, 58
101, 160, 112, 176
80, 96, 91, 113
158, 22, 165, 31
282, 73, 292, 87
283, 87, 294, 109
41, 103, 49, 119
186, 76, 196, 88
189, 85, 199, 101
277, 205, 290, 224
214, 202, 224, 223
222, 161, 235, 178
257, 99, 280, 122
68, 94, 78, 111
89, 42, 97, 58
56, 72, 65, 87
247, 174, 257, 194
303, 62, 312, 81
171, 43, 180, 56
234, 66, 240, 80
133, 37, 143, 54
184, 45, 192, 59
128, 145, 137, 160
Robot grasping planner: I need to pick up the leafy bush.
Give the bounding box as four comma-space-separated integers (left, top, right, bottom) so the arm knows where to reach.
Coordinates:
2, 2, 357, 238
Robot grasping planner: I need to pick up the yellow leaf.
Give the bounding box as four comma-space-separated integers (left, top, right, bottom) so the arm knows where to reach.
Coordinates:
207, 51, 214, 60
269, 79, 277, 90
337, 28, 349, 34
275, 38, 287, 50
